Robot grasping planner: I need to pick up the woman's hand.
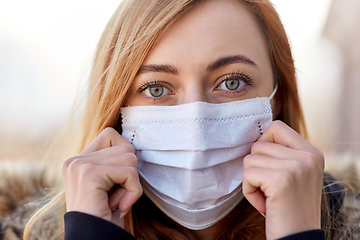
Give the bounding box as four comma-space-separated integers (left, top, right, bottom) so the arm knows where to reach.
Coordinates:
62, 127, 142, 227
242, 120, 324, 240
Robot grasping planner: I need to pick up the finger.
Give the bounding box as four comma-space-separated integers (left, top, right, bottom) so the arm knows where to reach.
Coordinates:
242, 167, 271, 214
64, 163, 142, 208
108, 187, 127, 210
243, 186, 266, 215
81, 152, 137, 168
243, 167, 293, 215
80, 143, 136, 158
120, 209, 130, 219
259, 121, 311, 151
62, 152, 137, 173
250, 140, 303, 160
81, 127, 132, 154
101, 166, 143, 212
244, 154, 301, 171
259, 121, 324, 169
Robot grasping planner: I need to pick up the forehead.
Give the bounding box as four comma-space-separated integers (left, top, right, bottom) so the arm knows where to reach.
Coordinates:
144, 0, 269, 68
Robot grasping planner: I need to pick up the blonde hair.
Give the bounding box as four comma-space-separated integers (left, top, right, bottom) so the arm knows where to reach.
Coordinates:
24, 0, 311, 239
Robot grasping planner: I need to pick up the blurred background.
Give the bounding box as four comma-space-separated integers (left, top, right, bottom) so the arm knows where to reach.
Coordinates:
0, 0, 359, 163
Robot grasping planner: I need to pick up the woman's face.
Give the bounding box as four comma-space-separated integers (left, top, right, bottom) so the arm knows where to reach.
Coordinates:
125, 0, 275, 107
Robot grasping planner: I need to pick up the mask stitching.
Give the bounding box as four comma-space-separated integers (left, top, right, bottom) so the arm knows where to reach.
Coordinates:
258, 122, 263, 135
130, 131, 136, 144
121, 98, 269, 112
123, 112, 271, 125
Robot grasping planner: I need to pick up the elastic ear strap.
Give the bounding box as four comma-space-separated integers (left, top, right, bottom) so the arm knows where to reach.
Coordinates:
269, 83, 278, 100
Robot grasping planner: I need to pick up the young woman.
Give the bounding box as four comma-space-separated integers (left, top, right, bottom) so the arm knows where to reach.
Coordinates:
10, 0, 351, 239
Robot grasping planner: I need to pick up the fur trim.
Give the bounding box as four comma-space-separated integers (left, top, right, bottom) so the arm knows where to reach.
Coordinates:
0, 160, 61, 240
326, 153, 360, 239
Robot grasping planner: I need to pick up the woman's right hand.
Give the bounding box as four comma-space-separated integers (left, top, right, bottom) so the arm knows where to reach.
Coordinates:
62, 127, 142, 226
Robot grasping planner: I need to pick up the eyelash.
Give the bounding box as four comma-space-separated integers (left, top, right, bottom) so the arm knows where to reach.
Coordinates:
136, 80, 163, 94
219, 71, 253, 89
212, 71, 253, 97
136, 80, 171, 101
135, 72, 253, 100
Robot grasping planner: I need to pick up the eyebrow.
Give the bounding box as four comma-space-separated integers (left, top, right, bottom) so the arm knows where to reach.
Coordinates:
206, 55, 257, 71
137, 54, 257, 75
138, 63, 178, 75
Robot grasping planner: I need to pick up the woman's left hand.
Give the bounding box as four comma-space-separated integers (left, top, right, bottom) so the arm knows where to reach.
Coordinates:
242, 120, 324, 240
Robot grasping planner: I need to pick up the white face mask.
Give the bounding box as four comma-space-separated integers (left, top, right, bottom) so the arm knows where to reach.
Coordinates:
121, 86, 277, 230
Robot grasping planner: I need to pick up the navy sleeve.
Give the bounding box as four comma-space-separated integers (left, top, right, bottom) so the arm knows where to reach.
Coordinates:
278, 229, 325, 240
64, 211, 324, 240
64, 211, 136, 240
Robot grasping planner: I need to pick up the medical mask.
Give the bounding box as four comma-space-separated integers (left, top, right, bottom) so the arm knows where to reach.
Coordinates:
121, 86, 277, 230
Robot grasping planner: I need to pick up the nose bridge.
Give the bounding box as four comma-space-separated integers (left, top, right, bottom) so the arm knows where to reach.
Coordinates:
180, 80, 208, 104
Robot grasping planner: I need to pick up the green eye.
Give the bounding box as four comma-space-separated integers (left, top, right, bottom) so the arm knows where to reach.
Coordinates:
216, 72, 252, 94
149, 86, 164, 97
219, 79, 245, 91
142, 83, 170, 98
224, 79, 240, 90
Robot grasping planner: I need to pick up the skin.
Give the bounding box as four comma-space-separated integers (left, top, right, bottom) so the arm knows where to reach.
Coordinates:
125, 1, 274, 106
62, 1, 324, 240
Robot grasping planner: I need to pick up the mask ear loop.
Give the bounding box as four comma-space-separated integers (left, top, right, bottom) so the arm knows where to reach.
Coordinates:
269, 83, 278, 100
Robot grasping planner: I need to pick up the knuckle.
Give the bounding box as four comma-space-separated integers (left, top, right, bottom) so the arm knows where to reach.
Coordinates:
303, 151, 315, 163
243, 155, 250, 167
289, 159, 303, 171
250, 142, 258, 152
301, 151, 321, 169
62, 156, 80, 175
275, 170, 294, 189
101, 127, 118, 139
124, 153, 138, 167
133, 180, 143, 197
126, 166, 139, 177
314, 149, 325, 168
111, 143, 135, 154
269, 120, 284, 131
121, 142, 136, 154
283, 169, 294, 182
102, 127, 116, 135
243, 154, 254, 168
127, 167, 141, 185
289, 160, 305, 178
281, 160, 309, 185
62, 157, 75, 169
78, 162, 96, 177
64, 158, 94, 177
251, 140, 264, 152
242, 167, 254, 180
272, 120, 285, 128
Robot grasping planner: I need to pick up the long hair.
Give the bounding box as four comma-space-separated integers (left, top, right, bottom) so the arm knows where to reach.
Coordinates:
24, 0, 325, 239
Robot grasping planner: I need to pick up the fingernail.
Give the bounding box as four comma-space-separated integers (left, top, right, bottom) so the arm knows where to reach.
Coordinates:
120, 209, 130, 219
